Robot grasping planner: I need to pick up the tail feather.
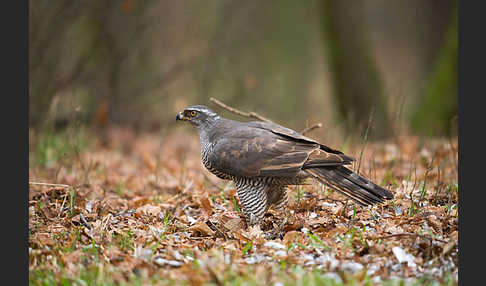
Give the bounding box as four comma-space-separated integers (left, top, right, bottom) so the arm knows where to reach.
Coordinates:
305, 166, 393, 206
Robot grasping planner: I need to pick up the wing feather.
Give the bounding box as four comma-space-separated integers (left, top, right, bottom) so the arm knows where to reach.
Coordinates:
208, 127, 314, 178
208, 122, 354, 178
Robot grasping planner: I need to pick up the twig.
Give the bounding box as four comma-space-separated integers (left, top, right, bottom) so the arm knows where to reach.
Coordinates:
209, 97, 273, 123
207, 220, 229, 240
433, 160, 442, 202
79, 213, 95, 240
79, 213, 92, 230
151, 228, 165, 245
357, 107, 374, 174
58, 193, 68, 218
377, 232, 447, 243
29, 181, 72, 189
447, 136, 458, 178
409, 166, 418, 203
182, 180, 194, 194
301, 123, 323, 135
210, 97, 323, 134
318, 197, 344, 203
99, 213, 112, 241
419, 156, 435, 202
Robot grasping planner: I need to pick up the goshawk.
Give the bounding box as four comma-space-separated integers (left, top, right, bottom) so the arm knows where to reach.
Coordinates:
176, 105, 393, 225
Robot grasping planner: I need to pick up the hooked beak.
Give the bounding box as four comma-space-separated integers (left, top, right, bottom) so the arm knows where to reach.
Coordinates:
176, 112, 189, 121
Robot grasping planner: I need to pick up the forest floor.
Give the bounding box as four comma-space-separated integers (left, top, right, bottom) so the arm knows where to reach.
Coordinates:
29, 126, 458, 285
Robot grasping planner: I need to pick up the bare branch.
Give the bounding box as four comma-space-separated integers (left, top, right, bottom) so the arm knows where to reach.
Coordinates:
357, 107, 375, 174
210, 97, 323, 135
79, 213, 92, 230
301, 123, 323, 135
29, 182, 72, 189
209, 97, 273, 123
377, 232, 447, 243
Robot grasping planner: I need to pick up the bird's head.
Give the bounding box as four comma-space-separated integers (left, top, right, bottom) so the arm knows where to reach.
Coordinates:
176, 105, 220, 128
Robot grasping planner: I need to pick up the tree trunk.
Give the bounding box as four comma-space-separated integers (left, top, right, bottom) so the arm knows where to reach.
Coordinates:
320, 0, 391, 139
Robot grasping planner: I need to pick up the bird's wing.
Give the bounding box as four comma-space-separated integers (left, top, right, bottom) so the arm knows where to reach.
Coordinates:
208, 125, 349, 178
248, 121, 355, 164
246, 121, 320, 144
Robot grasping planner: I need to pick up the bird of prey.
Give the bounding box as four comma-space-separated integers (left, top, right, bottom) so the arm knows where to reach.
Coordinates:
176, 105, 393, 226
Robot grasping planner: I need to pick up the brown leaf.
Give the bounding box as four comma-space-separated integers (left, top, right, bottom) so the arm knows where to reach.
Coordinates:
188, 221, 215, 237
441, 240, 457, 256
240, 225, 265, 246
283, 231, 305, 247
299, 197, 317, 210
200, 196, 213, 217
61, 249, 84, 265
233, 231, 251, 243
322, 225, 348, 239
36, 233, 55, 246
41, 205, 57, 220
308, 215, 330, 227
442, 230, 458, 256
129, 196, 151, 209
71, 214, 81, 225
136, 204, 162, 217
425, 215, 442, 233
223, 217, 244, 232
330, 204, 344, 215
29, 189, 42, 201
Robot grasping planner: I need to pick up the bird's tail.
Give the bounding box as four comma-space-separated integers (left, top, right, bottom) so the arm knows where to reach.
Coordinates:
304, 166, 393, 206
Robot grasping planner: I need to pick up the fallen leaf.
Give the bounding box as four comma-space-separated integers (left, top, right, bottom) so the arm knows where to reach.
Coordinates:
283, 231, 305, 247
41, 205, 57, 220
36, 233, 55, 246
188, 221, 215, 237
442, 230, 458, 256
136, 204, 162, 217
224, 217, 244, 232
61, 249, 84, 265
200, 196, 213, 216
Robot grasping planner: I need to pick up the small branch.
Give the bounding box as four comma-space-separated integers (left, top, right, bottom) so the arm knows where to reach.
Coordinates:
301, 123, 323, 135
99, 213, 112, 240
151, 228, 165, 245
377, 232, 447, 243
29, 181, 72, 189
357, 107, 375, 174
58, 193, 68, 218
79, 213, 92, 230
209, 97, 273, 123
207, 265, 224, 286
447, 136, 458, 177
210, 97, 323, 135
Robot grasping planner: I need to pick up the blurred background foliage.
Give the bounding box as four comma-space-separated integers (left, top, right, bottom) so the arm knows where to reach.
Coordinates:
29, 0, 457, 141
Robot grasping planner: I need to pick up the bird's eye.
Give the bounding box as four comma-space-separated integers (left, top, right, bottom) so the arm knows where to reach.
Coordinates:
190, 111, 197, 117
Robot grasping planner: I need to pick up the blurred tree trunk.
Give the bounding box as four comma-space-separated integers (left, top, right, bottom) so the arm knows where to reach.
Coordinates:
320, 0, 391, 139
411, 2, 457, 136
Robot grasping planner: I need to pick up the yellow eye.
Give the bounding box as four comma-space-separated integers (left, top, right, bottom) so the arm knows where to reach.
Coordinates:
190, 111, 197, 117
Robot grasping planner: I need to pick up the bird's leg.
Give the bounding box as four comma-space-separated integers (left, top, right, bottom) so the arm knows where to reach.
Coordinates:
274, 187, 290, 232
271, 186, 289, 213
264, 186, 290, 239
235, 180, 269, 226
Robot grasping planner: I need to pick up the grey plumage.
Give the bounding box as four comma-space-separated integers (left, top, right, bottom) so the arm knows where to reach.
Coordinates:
176, 105, 393, 225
